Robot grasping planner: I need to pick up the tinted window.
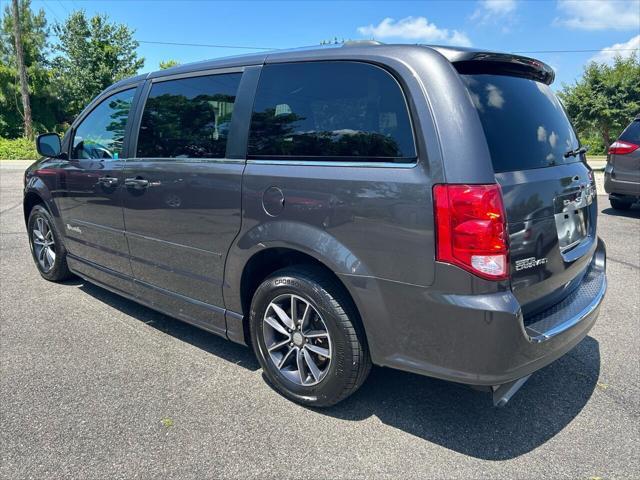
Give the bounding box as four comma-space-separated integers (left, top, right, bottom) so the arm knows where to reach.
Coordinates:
72, 89, 135, 160
248, 62, 415, 161
619, 120, 640, 143
462, 74, 580, 173
137, 73, 241, 159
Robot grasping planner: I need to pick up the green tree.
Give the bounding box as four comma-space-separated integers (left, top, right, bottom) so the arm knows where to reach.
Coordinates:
52, 10, 144, 121
159, 59, 179, 70
0, 0, 59, 138
559, 56, 640, 151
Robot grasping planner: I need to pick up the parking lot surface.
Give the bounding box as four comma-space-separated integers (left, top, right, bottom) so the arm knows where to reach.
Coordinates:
1, 161, 638, 479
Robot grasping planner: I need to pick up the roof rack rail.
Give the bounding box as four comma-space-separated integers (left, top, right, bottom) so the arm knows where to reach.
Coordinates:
342, 40, 384, 47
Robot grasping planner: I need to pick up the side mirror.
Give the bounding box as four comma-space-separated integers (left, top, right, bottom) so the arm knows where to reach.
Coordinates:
36, 133, 61, 157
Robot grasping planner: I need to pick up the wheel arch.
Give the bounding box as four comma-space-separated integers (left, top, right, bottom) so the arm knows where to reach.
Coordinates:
23, 191, 46, 226
229, 245, 370, 350
239, 247, 353, 314
23, 179, 61, 228
225, 220, 371, 310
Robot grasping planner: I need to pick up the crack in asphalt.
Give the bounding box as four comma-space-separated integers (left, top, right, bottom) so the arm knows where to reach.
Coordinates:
607, 256, 639, 270
0, 202, 21, 215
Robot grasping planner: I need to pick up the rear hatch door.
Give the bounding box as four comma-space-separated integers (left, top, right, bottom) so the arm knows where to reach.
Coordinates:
460, 71, 597, 315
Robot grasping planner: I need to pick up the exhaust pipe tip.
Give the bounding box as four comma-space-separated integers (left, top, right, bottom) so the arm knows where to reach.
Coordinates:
492, 375, 531, 407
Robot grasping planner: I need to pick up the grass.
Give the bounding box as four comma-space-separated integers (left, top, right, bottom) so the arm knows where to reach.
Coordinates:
160, 417, 174, 428
0, 137, 38, 160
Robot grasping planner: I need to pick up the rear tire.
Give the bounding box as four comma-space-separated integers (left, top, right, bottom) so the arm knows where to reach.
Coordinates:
27, 205, 73, 282
250, 266, 371, 407
609, 197, 632, 210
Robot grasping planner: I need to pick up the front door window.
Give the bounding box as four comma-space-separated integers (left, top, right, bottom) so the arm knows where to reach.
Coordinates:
72, 89, 136, 160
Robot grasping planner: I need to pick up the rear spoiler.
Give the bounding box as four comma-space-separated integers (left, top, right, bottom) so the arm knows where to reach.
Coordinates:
428, 47, 555, 85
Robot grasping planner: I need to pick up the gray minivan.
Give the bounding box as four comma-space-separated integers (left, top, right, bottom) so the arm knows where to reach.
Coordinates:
605, 115, 640, 209
24, 43, 607, 407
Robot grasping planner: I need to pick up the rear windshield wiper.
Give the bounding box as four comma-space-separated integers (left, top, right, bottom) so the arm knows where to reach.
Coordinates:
563, 146, 588, 158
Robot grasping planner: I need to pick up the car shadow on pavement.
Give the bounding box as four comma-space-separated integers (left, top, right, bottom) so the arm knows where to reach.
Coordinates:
601, 205, 640, 218
318, 336, 600, 460
74, 278, 599, 461
76, 280, 260, 372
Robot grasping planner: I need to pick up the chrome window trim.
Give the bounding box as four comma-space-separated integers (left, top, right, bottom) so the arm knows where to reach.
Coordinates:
246, 159, 418, 169
124, 157, 246, 165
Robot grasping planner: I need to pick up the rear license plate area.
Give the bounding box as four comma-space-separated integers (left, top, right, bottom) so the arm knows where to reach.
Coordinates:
554, 186, 594, 252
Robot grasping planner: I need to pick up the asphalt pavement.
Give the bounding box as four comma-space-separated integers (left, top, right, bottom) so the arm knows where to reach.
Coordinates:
1, 160, 638, 479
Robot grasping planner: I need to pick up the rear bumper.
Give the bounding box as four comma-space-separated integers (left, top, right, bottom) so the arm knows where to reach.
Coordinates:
341, 237, 607, 387
604, 167, 640, 198
523, 248, 606, 343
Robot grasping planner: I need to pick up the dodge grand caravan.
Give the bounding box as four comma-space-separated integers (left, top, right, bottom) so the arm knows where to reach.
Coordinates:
24, 43, 607, 407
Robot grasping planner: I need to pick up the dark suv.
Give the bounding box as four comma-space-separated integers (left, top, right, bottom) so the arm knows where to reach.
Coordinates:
605, 115, 640, 210
25, 43, 607, 407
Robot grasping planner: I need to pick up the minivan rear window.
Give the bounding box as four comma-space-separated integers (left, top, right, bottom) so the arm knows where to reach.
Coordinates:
619, 119, 640, 143
248, 62, 416, 161
461, 74, 580, 173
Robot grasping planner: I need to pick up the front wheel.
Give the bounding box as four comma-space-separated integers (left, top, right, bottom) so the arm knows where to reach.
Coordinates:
27, 205, 73, 282
250, 267, 371, 407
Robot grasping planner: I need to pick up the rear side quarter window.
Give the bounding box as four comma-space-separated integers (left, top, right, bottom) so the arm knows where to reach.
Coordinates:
619, 119, 640, 144
248, 61, 416, 162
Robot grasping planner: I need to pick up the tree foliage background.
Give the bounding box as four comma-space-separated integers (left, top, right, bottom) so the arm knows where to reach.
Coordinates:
0, 0, 143, 138
52, 11, 143, 118
0, 0, 55, 138
559, 55, 640, 154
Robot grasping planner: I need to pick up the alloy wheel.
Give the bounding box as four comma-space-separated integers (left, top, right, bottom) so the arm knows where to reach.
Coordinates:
262, 293, 332, 386
32, 216, 56, 272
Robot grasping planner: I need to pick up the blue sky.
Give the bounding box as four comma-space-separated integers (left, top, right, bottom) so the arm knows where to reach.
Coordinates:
32, 0, 640, 90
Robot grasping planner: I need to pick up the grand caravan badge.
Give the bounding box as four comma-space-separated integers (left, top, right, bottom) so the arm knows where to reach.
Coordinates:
66, 223, 82, 234
515, 256, 548, 271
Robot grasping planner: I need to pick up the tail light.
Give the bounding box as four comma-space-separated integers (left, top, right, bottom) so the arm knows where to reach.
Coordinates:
433, 184, 509, 281
608, 141, 639, 155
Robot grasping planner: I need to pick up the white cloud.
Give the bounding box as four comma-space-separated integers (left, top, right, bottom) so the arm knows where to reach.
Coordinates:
483, 0, 517, 14
471, 0, 517, 25
537, 126, 547, 142
486, 84, 505, 108
555, 0, 640, 31
589, 35, 640, 64
357, 16, 472, 47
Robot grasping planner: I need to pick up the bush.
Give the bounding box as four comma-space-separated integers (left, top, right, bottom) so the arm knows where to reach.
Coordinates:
0, 137, 39, 160
579, 132, 607, 155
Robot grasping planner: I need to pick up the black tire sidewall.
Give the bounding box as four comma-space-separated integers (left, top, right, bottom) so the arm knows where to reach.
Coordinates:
28, 205, 68, 281
609, 198, 632, 210
250, 271, 358, 406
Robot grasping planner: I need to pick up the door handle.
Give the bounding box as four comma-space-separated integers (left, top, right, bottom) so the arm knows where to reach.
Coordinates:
124, 177, 150, 189
97, 176, 118, 187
